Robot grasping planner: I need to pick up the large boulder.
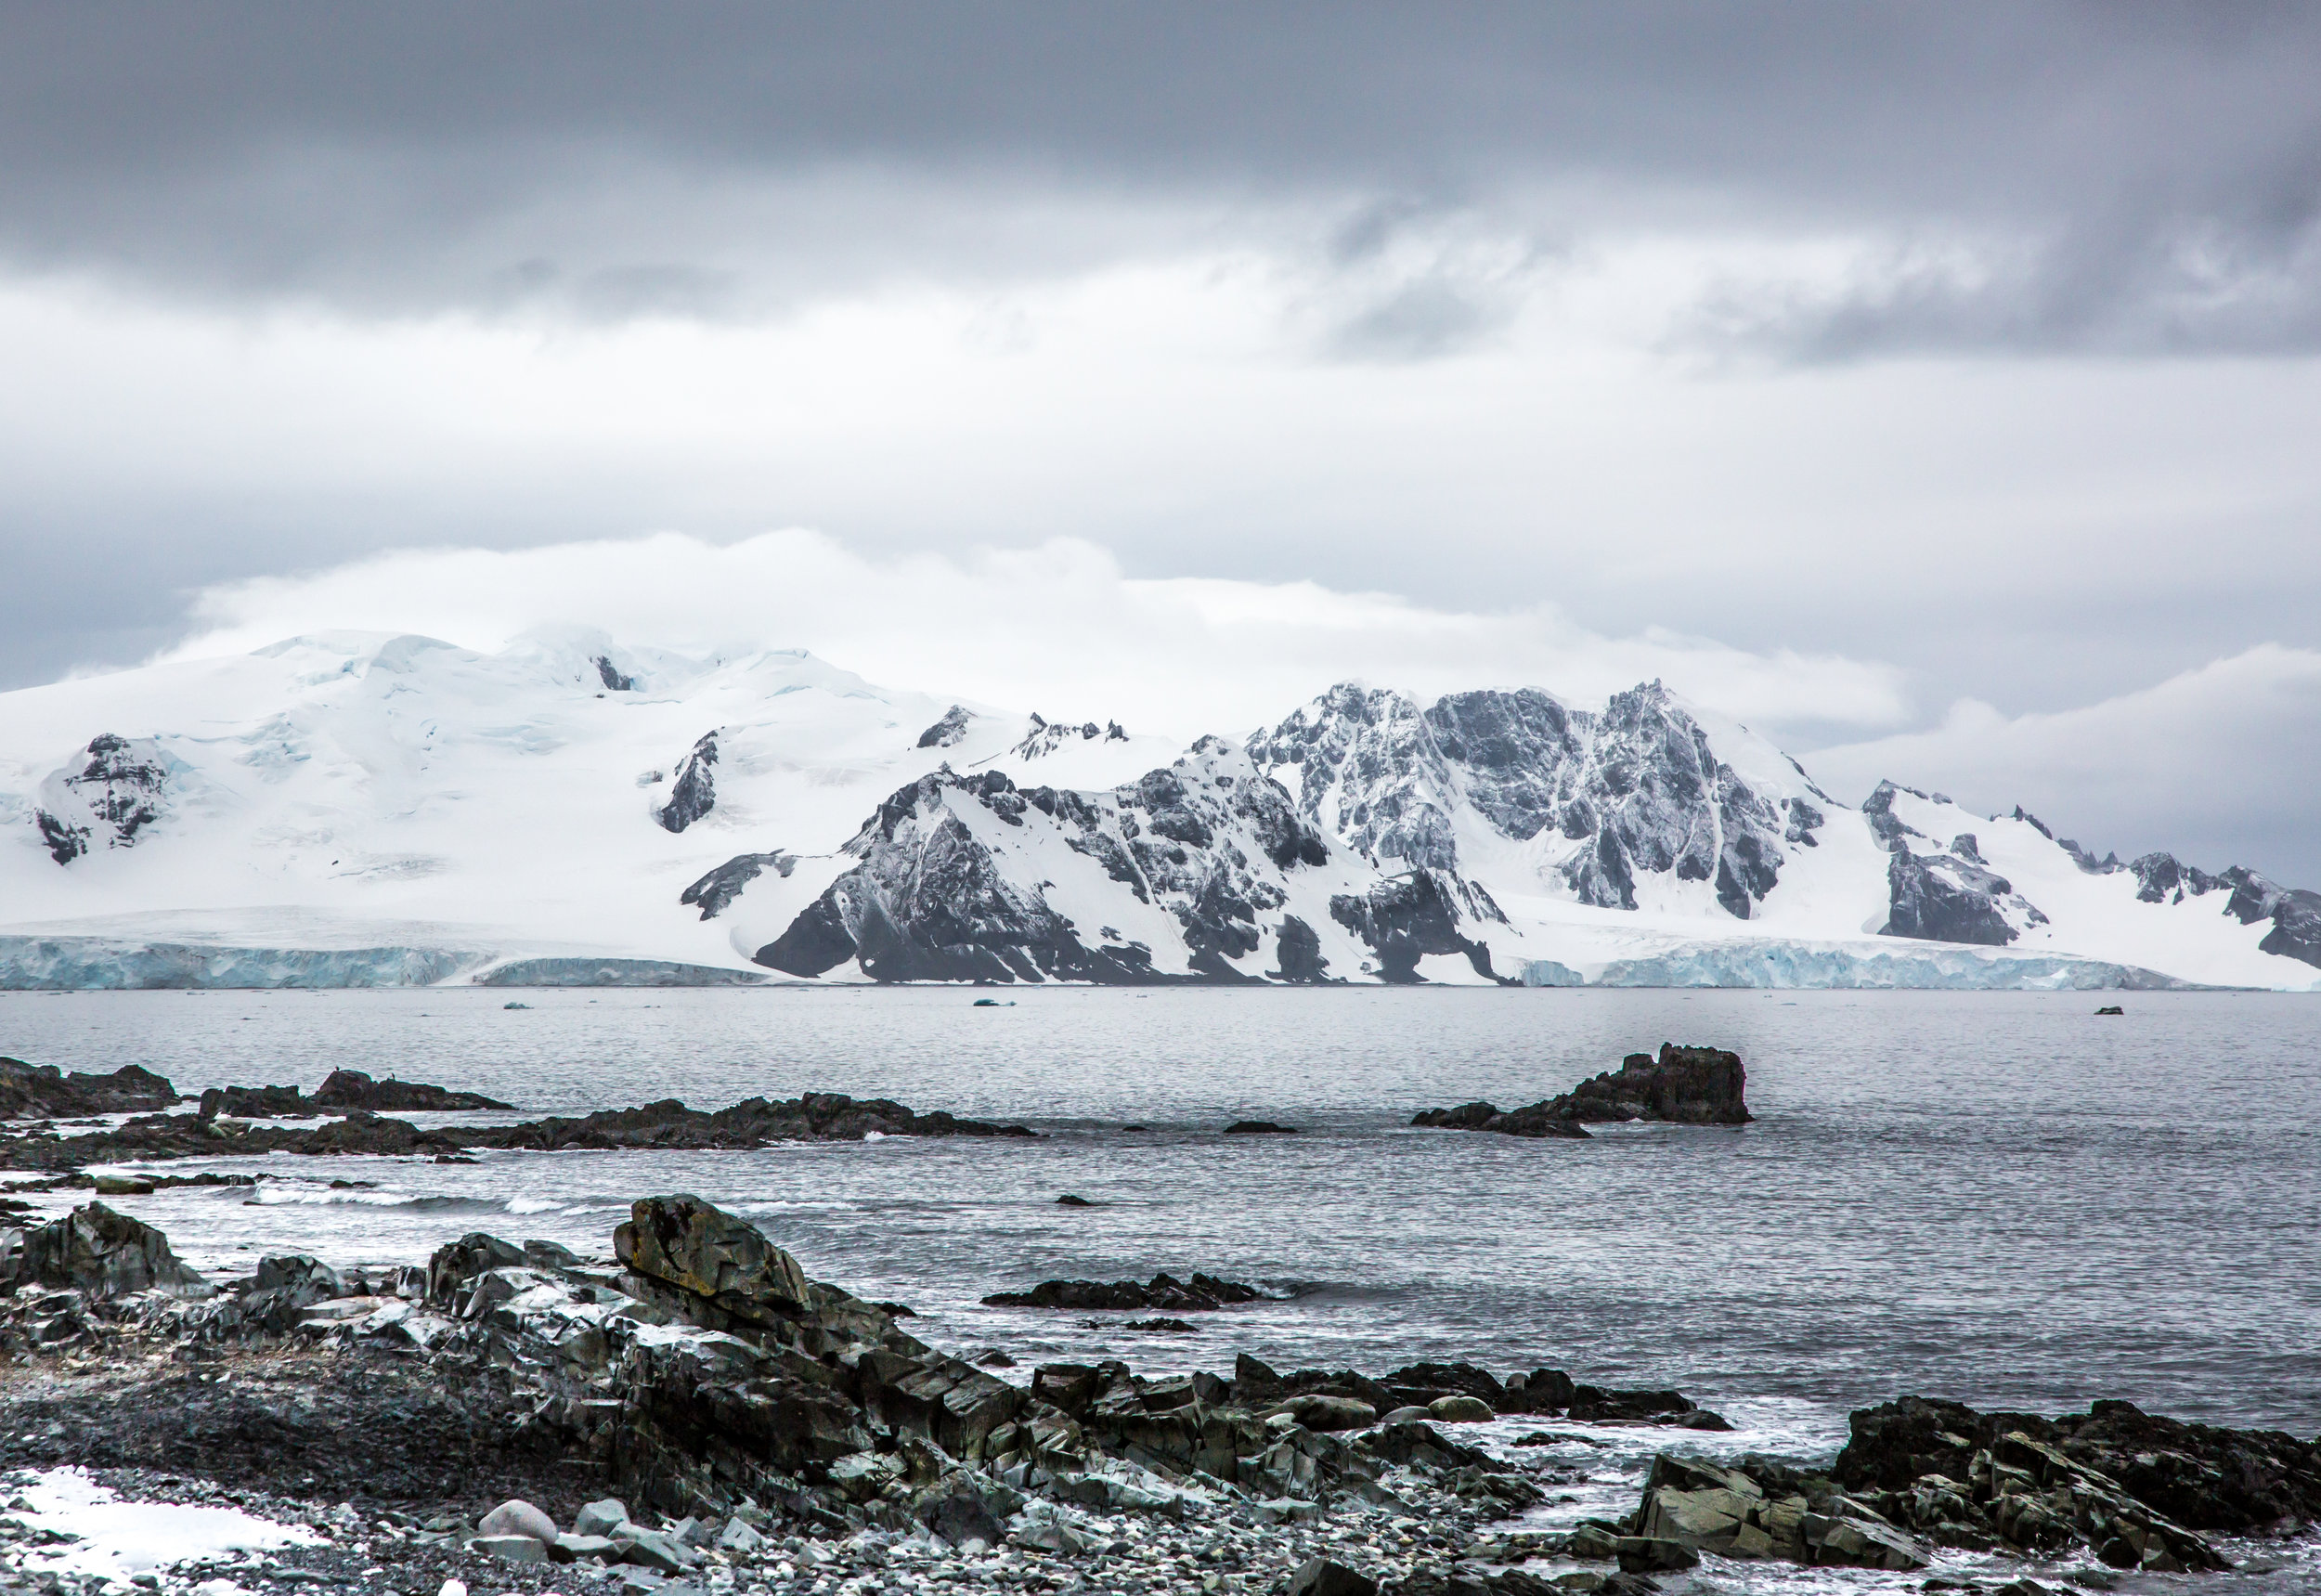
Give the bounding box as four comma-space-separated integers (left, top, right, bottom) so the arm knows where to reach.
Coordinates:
5, 1202, 207, 1300
614, 1194, 812, 1326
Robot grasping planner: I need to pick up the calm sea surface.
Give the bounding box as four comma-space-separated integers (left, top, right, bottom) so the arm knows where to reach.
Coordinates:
5, 986, 2317, 1588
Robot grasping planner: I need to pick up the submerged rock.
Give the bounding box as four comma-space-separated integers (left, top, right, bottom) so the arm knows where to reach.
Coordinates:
981, 1272, 1265, 1312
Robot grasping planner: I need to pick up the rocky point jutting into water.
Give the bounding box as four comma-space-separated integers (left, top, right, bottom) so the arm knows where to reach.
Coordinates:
0, 1071, 1035, 1173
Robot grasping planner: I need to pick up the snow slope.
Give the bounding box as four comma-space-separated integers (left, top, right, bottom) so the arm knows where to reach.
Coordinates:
0, 634, 2313, 989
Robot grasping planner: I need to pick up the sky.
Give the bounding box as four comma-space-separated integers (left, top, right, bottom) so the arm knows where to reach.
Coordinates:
4, 3, 2318, 879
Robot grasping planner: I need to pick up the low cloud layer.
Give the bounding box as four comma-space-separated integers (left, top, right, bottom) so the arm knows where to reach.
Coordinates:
162, 529, 1910, 742
1808, 645, 2321, 884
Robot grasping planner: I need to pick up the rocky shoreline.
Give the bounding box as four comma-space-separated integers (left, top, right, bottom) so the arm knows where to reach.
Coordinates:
0, 1061, 1035, 1172
2, 1195, 2315, 1596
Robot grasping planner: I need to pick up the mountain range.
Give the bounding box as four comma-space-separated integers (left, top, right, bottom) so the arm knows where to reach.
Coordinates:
2, 629, 2314, 990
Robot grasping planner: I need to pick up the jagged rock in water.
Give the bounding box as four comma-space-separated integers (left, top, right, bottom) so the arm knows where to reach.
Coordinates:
655, 732, 720, 833
615, 1193, 814, 1324
33, 733, 173, 864
2, 1201, 208, 1299
980, 1272, 1264, 1311
754, 739, 1331, 983
313, 1069, 514, 1111
1329, 869, 1509, 983
680, 851, 797, 919
1249, 681, 1818, 922
1413, 1043, 1749, 1135
593, 655, 636, 691
0, 1057, 177, 1118
915, 705, 974, 748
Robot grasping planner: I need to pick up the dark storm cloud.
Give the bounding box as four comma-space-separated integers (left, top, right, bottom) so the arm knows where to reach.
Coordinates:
5, 2, 2320, 354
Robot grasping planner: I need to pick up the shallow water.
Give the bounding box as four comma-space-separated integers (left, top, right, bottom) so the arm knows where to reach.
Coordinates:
6, 986, 2319, 1588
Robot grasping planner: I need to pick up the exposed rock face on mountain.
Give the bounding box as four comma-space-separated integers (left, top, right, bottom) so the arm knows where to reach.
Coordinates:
33, 733, 173, 864
0, 1056, 178, 1119
1010, 713, 1131, 759
681, 851, 797, 919
1327, 870, 1508, 983
654, 731, 720, 833
1413, 1044, 1749, 1138
754, 740, 1341, 984
1248, 682, 1822, 921
915, 705, 974, 748
6, 633, 2318, 990
1867, 783, 2050, 947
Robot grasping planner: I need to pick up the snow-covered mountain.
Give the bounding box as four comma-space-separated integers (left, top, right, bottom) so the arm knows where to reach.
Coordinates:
0, 631, 2313, 990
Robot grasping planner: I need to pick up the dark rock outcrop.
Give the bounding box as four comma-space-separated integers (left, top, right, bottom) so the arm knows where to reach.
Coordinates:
981, 1272, 1264, 1312
1413, 1044, 1749, 1138
313, 1069, 513, 1111
458, 1093, 1035, 1153
1, 1089, 1030, 1170
0, 1057, 178, 1119
655, 732, 720, 833
198, 1083, 314, 1120
1834, 1394, 2321, 1546
593, 655, 635, 692
680, 851, 797, 919
1, 1201, 208, 1300
616, 1193, 814, 1325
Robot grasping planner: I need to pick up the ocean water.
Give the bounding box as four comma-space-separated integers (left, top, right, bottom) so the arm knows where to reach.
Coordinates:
6, 985, 2318, 1588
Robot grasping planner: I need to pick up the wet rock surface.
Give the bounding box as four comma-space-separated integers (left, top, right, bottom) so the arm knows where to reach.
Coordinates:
1, 1198, 2311, 1594
311, 1070, 514, 1112
0, 1057, 177, 1119
981, 1273, 1265, 1312
1413, 1045, 1749, 1139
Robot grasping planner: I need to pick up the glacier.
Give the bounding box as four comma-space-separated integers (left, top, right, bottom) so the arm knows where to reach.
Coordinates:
0, 629, 2315, 991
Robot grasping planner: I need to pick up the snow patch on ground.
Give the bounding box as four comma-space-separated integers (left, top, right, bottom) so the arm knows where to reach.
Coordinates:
6, 1468, 322, 1579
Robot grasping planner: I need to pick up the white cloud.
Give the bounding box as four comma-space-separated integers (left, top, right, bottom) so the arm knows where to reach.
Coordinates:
1805, 644, 2321, 881
162, 527, 1912, 740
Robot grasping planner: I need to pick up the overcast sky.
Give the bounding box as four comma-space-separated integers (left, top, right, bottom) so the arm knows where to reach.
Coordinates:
5, 3, 2318, 878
